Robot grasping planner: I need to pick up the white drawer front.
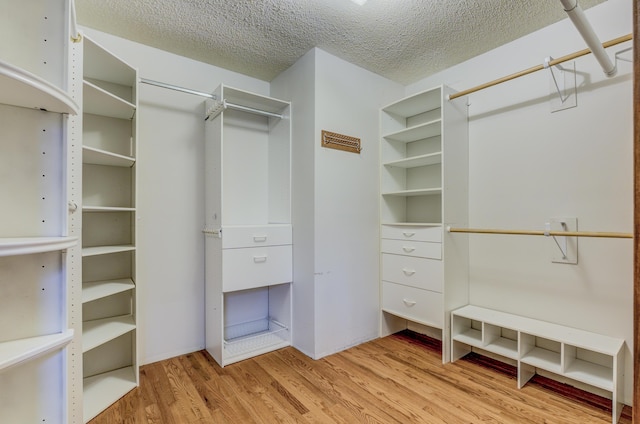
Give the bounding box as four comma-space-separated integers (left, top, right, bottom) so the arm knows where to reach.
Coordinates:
382, 254, 443, 292
223, 245, 292, 292
222, 225, 292, 249
381, 239, 441, 259
381, 225, 442, 242
382, 282, 443, 328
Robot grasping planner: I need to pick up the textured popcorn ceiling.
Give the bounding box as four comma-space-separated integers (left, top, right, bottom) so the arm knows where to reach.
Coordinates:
76, 0, 606, 84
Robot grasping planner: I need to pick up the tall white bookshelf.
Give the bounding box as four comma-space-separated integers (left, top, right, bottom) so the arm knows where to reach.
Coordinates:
80, 35, 139, 422
379, 85, 469, 362
204, 85, 292, 366
0, 0, 79, 422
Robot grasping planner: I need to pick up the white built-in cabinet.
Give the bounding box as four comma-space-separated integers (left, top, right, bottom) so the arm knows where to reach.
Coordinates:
379, 85, 469, 361
451, 305, 625, 424
205, 85, 292, 366
80, 35, 139, 422
0, 0, 79, 422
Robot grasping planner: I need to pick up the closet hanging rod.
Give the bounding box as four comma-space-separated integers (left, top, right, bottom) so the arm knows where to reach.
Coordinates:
141, 78, 284, 119
448, 33, 632, 101
140, 78, 216, 99
447, 226, 633, 239
224, 102, 283, 119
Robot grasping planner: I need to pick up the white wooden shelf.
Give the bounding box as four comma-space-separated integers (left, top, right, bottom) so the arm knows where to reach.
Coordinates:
381, 222, 442, 227
224, 86, 290, 115
0, 59, 78, 115
452, 328, 482, 346
0, 236, 77, 257
382, 87, 441, 118
565, 360, 614, 391
383, 152, 442, 169
382, 119, 441, 143
83, 366, 137, 423
520, 347, 562, 373
0, 330, 73, 372
83, 206, 136, 213
82, 245, 136, 257
82, 315, 136, 353
83, 146, 135, 167
82, 279, 135, 304
83, 80, 135, 120
485, 337, 518, 359
382, 188, 442, 197
451, 305, 625, 424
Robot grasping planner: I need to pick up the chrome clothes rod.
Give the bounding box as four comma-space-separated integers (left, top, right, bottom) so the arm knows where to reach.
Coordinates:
447, 226, 633, 239
224, 102, 283, 119
448, 33, 632, 101
141, 78, 284, 120
140, 78, 216, 99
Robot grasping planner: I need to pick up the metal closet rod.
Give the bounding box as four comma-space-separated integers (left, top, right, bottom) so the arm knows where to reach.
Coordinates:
448, 33, 632, 101
447, 226, 633, 239
139, 78, 283, 119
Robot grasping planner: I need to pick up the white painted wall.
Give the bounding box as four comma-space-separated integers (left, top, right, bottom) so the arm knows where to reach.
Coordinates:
273, 48, 403, 358
271, 50, 317, 357
80, 28, 271, 364
406, 0, 634, 403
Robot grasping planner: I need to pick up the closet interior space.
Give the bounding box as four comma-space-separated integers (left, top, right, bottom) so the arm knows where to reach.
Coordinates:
204, 84, 292, 367
80, 35, 139, 422
0, 0, 78, 422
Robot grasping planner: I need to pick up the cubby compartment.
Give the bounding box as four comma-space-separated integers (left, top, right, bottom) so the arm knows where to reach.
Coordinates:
484, 324, 518, 360
520, 333, 562, 373
0, 104, 66, 237
0, 252, 64, 340
563, 345, 615, 391
222, 284, 291, 365
82, 332, 137, 422
451, 315, 482, 346
0, 350, 66, 424
82, 211, 134, 249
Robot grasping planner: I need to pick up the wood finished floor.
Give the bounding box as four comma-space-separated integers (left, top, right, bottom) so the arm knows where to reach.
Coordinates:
89, 331, 632, 423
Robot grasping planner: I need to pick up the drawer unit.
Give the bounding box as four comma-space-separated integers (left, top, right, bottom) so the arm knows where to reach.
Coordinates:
222, 245, 293, 292
381, 239, 441, 259
381, 225, 442, 242
381, 282, 443, 327
222, 225, 292, 249
382, 253, 443, 292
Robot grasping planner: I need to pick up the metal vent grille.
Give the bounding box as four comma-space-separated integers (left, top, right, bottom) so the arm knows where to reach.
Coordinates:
321, 130, 361, 154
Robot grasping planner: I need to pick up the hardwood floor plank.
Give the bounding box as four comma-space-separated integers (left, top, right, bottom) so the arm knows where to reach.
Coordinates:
88, 331, 632, 424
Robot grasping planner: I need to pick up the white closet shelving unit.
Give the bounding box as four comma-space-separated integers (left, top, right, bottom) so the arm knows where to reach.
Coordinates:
379, 85, 469, 361
0, 0, 79, 422
451, 305, 625, 424
205, 84, 292, 367
80, 35, 139, 422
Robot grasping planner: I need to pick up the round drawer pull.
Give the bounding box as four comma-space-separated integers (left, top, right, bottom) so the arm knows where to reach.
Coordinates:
403, 299, 417, 307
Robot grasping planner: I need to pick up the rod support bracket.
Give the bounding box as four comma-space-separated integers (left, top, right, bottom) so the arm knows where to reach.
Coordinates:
546, 217, 578, 264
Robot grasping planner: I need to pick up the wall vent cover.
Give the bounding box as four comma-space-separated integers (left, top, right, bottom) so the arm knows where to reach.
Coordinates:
321, 130, 361, 154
